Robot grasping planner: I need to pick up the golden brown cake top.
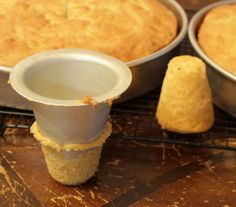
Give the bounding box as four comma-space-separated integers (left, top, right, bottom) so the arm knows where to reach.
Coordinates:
198, 4, 236, 75
0, 0, 177, 67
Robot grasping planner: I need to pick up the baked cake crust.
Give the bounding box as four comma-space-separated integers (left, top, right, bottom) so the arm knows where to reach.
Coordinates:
0, 0, 177, 67
156, 55, 214, 133
198, 4, 236, 75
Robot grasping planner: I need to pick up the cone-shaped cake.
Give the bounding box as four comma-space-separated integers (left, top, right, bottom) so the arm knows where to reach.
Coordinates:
156, 55, 214, 133
31, 121, 112, 185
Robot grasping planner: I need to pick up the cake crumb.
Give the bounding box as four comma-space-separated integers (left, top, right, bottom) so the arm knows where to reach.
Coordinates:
81, 96, 98, 107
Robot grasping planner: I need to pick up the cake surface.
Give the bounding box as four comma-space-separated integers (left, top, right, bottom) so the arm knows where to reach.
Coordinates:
198, 4, 236, 75
42, 145, 102, 185
31, 121, 112, 185
0, 0, 177, 67
156, 55, 214, 134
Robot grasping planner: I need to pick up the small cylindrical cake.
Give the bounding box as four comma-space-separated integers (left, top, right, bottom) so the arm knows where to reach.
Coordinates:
41, 145, 103, 185
31, 121, 112, 185
156, 55, 214, 133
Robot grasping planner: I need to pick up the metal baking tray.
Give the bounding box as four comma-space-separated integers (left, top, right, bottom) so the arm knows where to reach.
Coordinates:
0, 0, 187, 109
188, 0, 236, 118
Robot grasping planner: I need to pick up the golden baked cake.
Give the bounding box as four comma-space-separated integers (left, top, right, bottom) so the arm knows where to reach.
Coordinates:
0, 0, 177, 67
31, 121, 112, 185
198, 4, 236, 75
156, 55, 214, 134
41, 145, 103, 185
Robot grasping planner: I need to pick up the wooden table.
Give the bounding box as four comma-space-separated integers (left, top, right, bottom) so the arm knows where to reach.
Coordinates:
1, 1, 236, 206
1, 128, 236, 207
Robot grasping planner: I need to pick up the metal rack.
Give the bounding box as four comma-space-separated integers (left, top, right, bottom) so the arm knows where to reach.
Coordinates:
0, 107, 34, 136
1, 86, 236, 151
110, 88, 236, 151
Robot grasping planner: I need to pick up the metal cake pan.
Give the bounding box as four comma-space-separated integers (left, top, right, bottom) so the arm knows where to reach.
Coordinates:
0, 0, 188, 109
188, 0, 236, 118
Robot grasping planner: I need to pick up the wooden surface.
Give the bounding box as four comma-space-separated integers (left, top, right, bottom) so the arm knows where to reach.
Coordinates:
2, 0, 236, 207
1, 127, 236, 207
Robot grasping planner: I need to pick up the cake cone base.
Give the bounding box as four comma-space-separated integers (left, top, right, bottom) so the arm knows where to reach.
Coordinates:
41, 144, 102, 185
31, 121, 112, 185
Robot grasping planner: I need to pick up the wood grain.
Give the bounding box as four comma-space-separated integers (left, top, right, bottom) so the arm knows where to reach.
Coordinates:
1, 128, 236, 207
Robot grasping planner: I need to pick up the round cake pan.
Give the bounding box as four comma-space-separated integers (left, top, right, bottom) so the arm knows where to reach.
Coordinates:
188, 0, 236, 118
0, 0, 187, 109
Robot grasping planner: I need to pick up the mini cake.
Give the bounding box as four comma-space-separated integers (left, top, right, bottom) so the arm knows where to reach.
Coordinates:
156, 55, 214, 134
0, 0, 177, 67
31, 121, 112, 185
198, 4, 236, 75
41, 145, 103, 185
